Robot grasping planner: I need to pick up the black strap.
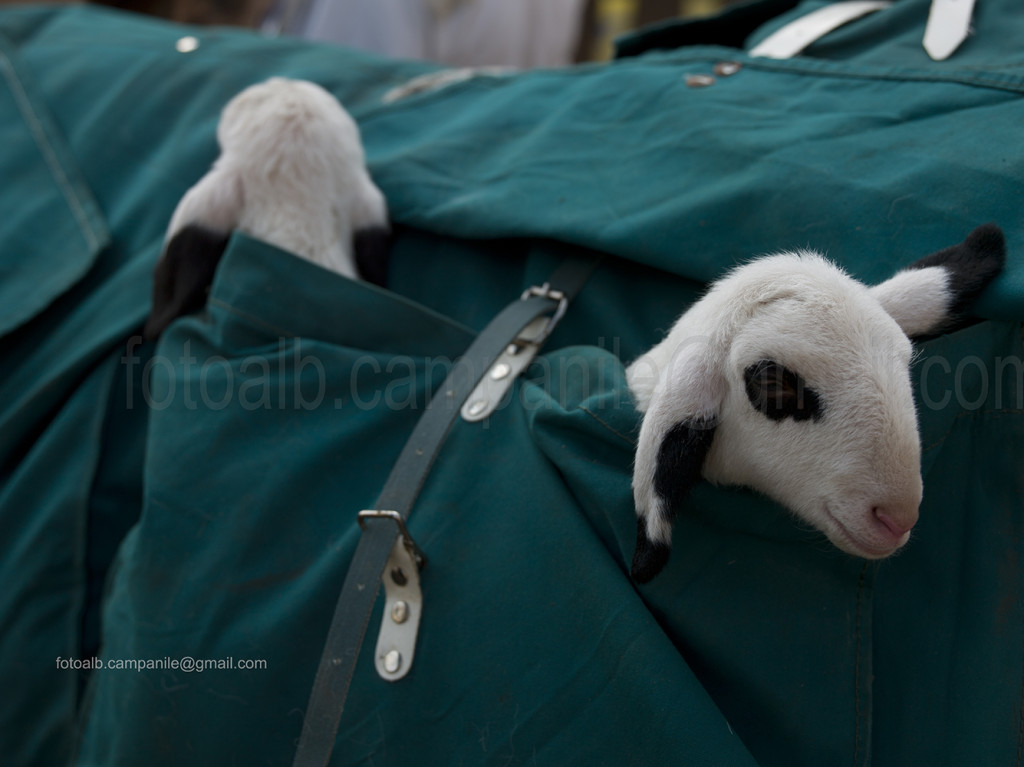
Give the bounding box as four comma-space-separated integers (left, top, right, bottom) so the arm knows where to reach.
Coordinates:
292, 255, 599, 767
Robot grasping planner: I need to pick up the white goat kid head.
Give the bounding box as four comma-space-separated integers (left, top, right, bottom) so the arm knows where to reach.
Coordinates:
145, 77, 389, 340
628, 225, 1006, 583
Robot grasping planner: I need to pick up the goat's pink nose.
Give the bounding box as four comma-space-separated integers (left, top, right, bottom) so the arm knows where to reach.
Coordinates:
873, 507, 918, 538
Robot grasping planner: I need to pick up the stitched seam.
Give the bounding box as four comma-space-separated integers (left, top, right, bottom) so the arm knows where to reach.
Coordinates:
740, 57, 1024, 95
852, 561, 868, 767
206, 297, 298, 340
1017, 629, 1024, 767
364, 51, 1024, 120
579, 405, 638, 448
922, 408, 1024, 454
0, 48, 101, 251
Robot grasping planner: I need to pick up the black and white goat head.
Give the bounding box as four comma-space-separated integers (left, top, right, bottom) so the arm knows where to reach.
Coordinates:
144, 77, 390, 340
628, 224, 1006, 583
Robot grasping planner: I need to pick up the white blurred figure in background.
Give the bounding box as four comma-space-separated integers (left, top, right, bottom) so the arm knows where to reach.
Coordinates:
264, 0, 588, 68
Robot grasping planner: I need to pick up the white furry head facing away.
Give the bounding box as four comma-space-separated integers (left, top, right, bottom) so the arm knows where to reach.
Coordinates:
628, 225, 1006, 583
145, 77, 390, 340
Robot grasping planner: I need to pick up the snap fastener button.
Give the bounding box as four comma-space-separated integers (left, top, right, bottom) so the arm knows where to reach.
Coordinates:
713, 61, 742, 76
685, 74, 716, 88
176, 36, 200, 53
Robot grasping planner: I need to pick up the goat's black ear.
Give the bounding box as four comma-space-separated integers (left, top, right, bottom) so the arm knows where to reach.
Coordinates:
353, 226, 392, 288
871, 223, 1007, 339
631, 517, 673, 585
631, 418, 717, 584
143, 225, 230, 341
906, 223, 1006, 317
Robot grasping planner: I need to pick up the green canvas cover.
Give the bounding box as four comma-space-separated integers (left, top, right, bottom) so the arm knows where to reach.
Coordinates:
0, 2, 1021, 766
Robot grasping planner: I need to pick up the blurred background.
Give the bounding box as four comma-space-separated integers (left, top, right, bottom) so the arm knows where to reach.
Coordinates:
44, 0, 737, 66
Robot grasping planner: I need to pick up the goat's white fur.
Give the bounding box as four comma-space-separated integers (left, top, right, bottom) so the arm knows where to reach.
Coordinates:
869, 266, 951, 338
628, 252, 942, 564
166, 77, 387, 277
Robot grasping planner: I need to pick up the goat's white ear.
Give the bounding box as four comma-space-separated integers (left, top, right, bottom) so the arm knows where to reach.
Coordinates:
165, 165, 244, 242
628, 341, 722, 583
870, 224, 1006, 339
349, 173, 387, 231
143, 225, 230, 340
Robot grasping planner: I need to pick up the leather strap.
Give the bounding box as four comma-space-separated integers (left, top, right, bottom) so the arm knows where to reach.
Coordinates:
923, 0, 977, 60
292, 254, 599, 767
749, 0, 891, 59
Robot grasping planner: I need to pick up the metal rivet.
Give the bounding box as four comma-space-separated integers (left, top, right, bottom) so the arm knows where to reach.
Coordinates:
391, 600, 409, 624
383, 650, 402, 674
685, 74, 716, 88
467, 399, 488, 417
713, 61, 742, 76
490, 362, 511, 380
176, 36, 200, 53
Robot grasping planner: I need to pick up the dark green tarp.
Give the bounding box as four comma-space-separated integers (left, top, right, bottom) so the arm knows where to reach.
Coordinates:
0, 2, 1020, 766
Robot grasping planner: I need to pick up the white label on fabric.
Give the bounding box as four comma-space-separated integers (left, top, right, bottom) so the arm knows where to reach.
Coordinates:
923, 0, 977, 60
749, 0, 893, 59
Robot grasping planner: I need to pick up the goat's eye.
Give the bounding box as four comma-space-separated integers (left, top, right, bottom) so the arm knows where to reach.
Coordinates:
744, 360, 823, 422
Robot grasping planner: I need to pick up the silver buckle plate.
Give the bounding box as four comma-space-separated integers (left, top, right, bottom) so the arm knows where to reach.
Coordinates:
357, 511, 425, 681
460, 284, 567, 423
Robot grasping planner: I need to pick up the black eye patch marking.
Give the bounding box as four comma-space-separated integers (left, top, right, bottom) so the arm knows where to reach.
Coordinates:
744, 360, 823, 422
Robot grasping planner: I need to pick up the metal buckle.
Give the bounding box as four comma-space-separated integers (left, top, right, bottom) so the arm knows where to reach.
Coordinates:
357, 510, 426, 569
357, 511, 425, 681
519, 283, 568, 346
460, 284, 568, 423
